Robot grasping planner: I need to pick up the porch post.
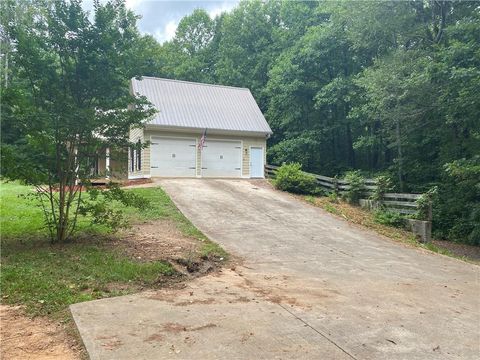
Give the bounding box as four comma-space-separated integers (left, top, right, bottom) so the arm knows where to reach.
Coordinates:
106, 147, 110, 179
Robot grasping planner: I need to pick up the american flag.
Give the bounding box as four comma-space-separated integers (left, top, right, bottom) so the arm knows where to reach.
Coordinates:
198, 128, 207, 150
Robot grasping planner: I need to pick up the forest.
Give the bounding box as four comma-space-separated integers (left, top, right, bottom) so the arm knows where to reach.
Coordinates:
1, 0, 479, 244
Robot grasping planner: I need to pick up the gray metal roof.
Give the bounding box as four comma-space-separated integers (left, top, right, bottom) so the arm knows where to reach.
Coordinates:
131, 77, 272, 134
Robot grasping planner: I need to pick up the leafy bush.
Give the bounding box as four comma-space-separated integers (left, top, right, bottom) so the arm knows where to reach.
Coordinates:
342, 170, 365, 204
415, 186, 437, 221
273, 163, 321, 195
433, 157, 480, 245
371, 175, 392, 202
373, 210, 406, 228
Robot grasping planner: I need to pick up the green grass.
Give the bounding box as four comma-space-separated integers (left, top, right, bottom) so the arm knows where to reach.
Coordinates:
109, 186, 207, 240
0, 181, 224, 319
0, 181, 47, 240
1, 243, 174, 318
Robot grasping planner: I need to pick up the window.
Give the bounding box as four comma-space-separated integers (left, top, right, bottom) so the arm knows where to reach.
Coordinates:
136, 140, 141, 171
130, 146, 135, 172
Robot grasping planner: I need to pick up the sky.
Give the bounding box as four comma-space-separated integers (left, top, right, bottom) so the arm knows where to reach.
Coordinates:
82, 0, 240, 43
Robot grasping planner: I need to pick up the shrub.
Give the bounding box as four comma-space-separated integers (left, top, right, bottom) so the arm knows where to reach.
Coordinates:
342, 170, 365, 204
373, 210, 406, 228
415, 186, 437, 221
273, 163, 321, 195
371, 175, 392, 202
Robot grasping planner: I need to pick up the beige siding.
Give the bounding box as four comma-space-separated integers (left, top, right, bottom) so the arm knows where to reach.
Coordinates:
141, 129, 267, 178
128, 127, 146, 178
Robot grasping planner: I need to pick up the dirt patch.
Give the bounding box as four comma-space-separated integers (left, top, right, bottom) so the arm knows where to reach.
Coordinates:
144, 333, 164, 343
161, 322, 217, 333
117, 220, 200, 262
94, 335, 124, 350
113, 219, 225, 279
247, 179, 275, 190
432, 240, 480, 263
174, 297, 216, 306
0, 305, 82, 360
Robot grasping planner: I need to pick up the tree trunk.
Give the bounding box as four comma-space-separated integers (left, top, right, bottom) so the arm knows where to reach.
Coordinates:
395, 118, 404, 192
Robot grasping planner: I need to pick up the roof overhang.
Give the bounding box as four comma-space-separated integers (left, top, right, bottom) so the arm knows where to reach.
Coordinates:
144, 124, 272, 138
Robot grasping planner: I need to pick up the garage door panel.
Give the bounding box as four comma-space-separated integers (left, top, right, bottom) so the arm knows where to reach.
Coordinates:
202, 140, 241, 177
151, 137, 196, 177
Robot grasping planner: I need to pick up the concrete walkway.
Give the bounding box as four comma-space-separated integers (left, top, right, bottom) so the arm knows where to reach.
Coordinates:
71, 179, 480, 359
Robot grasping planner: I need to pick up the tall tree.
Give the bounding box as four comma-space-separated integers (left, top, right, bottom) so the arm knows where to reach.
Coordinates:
1, 0, 155, 243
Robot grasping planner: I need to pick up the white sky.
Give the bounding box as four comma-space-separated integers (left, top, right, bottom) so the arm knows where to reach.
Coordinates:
82, 0, 239, 43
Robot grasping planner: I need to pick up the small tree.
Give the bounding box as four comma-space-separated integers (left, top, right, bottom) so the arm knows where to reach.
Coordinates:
343, 170, 365, 205
273, 163, 320, 195
1, 0, 156, 243
370, 175, 392, 202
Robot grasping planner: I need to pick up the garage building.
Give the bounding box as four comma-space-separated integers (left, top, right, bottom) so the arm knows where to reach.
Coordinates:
128, 77, 272, 179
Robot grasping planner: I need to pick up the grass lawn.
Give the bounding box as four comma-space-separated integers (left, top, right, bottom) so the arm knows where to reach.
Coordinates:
0, 181, 224, 320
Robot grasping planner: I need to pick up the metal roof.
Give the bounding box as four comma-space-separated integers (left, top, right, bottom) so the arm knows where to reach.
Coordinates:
131, 77, 272, 134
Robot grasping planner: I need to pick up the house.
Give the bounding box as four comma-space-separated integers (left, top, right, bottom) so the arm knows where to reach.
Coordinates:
128, 77, 272, 179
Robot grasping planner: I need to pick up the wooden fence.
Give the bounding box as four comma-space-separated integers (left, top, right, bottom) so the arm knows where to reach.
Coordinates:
265, 164, 429, 221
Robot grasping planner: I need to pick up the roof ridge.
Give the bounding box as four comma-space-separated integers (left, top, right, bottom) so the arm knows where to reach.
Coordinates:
133, 76, 251, 92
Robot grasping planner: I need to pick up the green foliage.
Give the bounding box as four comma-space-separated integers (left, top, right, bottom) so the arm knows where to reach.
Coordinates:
1, 181, 224, 317
2, 0, 478, 244
371, 175, 393, 202
1, 243, 174, 317
78, 184, 150, 231
273, 163, 321, 195
323, 203, 341, 216
200, 241, 228, 261
0, 182, 179, 317
415, 186, 437, 221
373, 210, 406, 228
434, 157, 480, 245
342, 171, 365, 205
0, 0, 156, 242
328, 192, 339, 204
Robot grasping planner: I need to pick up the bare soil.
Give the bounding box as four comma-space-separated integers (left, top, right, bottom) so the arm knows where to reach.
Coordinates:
0, 305, 82, 360
117, 220, 201, 263
113, 219, 226, 277
1, 218, 224, 359
433, 239, 480, 262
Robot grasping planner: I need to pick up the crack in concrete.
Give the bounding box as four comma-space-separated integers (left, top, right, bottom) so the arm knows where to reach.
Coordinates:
277, 303, 358, 360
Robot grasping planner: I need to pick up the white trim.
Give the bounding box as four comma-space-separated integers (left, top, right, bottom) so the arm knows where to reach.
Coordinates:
249, 146, 265, 178
105, 147, 110, 179
128, 174, 150, 180
200, 138, 243, 178
144, 124, 271, 137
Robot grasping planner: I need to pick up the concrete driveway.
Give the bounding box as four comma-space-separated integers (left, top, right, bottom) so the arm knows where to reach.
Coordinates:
71, 179, 479, 359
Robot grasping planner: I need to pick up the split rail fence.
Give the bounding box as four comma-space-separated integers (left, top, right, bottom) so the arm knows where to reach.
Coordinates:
265, 164, 430, 221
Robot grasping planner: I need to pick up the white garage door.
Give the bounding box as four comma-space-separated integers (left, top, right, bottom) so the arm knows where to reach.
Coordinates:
150, 137, 196, 177
202, 140, 242, 177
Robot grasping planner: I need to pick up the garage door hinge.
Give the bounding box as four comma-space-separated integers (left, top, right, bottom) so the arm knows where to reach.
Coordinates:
201, 167, 207, 169
189, 145, 196, 147
151, 143, 159, 145
189, 167, 196, 169
151, 166, 158, 168
235, 168, 241, 170
235, 146, 241, 149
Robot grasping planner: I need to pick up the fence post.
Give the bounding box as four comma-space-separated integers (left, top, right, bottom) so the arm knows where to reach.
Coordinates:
333, 177, 339, 194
